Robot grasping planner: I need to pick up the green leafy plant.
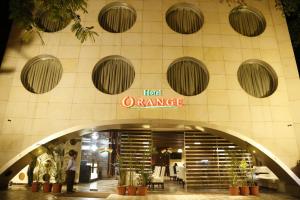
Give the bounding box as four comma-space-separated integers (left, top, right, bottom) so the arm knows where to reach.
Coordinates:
9, 0, 98, 44
128, 146, 134, 186
228, 151, 239, 187
248, 167, 256, 187
137, 153, 151, 186
32, 159, 41, 182
116, 153, 126, 186
52, 144, 65, 183
41, 159, 54, 182
239, 159, 249, 186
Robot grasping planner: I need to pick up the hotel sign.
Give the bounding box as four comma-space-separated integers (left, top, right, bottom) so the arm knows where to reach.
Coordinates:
121, 90, 184, 109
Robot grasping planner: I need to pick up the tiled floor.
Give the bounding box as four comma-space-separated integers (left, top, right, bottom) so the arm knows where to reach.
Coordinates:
3, 180, 299, 200
1, 189, 300, 200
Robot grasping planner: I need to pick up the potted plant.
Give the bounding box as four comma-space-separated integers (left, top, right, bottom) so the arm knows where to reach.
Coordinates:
127, 140, 136, 196
249, 167, 259, 195
228, 152, 240, 195
116, 154, 126, 195
127, 170, 136, 195
52, 145, 64, 193
137, 171, 150, 196
31, 160, 40, 192
137, 153, 151, 196
42, 160, 53, 193
239, 159, 249, 196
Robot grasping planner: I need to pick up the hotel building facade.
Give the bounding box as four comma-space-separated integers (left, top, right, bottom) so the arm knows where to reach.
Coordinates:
0, 0, 299, 195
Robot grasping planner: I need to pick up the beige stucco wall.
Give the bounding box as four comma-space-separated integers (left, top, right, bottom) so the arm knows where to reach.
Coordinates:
0, 0, 299, 170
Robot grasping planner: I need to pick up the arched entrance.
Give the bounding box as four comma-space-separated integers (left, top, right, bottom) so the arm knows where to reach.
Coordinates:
0, 119, 299, 195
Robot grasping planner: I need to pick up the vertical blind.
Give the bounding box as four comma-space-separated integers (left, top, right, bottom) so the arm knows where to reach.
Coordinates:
167, 57, 209, 96
166, 3, 204, 34
237, 60, 277, 98
92, 56, 135, 95
99, 2, 137, 33
35, 10, 71, 32
229, 6, 266, 37
21, 55, 63, 94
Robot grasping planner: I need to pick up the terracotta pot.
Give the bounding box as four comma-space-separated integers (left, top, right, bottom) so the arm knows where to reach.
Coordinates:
52, 183, 62, 193
31, 182, 39, 192
127, 186, 136, 196
117, 186, 126, 195
240, 186, 250, 196
43, 182, 52, 193
137, 186, 147, 196
250, 185, 259, 196
229, 186, 239, 195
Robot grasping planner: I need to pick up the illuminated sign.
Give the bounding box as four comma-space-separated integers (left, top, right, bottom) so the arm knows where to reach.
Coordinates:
121, 90, 184, 109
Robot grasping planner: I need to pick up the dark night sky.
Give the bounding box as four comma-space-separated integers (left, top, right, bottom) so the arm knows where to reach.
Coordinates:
0, 0, 299, 76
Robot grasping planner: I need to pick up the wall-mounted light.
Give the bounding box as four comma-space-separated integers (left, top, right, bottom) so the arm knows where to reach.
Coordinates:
177, 149, 183, 153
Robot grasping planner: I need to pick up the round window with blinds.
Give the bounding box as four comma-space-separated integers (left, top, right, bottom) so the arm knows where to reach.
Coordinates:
237, 60, 278, 98
166, 3, 204, 34
98, 2, 137, 33
229, 5, 266, 37
167, 57, 209, 96
21, 55, 63, 94
92, 55, 135, 95
35, 10, 71, 32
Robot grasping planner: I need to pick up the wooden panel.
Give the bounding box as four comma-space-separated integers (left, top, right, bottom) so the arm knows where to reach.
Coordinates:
185, 132, 252, 189
120, 131, 152, 172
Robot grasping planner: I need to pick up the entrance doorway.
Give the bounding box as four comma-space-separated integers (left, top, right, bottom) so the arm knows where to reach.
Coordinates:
76, 130, 253, 193
3, 119, 299, 196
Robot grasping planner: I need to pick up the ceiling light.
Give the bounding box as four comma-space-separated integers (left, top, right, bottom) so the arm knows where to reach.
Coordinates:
142, 124, 150, 129
195, 126, 205, 132
177, 149, 183, 153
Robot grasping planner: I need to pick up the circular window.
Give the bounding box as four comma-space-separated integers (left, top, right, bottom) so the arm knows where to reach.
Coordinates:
167, 57, 209, 96
21, 55, 63, 94
237, 60, 278, 98
92, 55, 135, 95
35, 10, 71, 32
98, 2, 137, 33
166, 3, 204, 34
229, 5, 266, 37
